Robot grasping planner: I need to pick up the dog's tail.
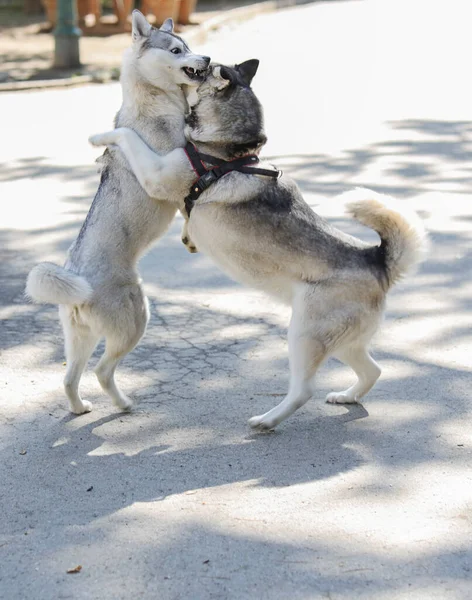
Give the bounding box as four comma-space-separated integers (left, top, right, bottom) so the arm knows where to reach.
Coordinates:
26, 262, 93, 305
342, 188, 427, 287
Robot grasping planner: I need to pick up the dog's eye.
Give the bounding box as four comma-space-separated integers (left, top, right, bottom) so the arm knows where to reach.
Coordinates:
171, 47, 181, 54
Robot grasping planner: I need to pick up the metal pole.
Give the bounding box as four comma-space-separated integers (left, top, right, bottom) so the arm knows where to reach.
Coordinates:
53, 0, 82, 68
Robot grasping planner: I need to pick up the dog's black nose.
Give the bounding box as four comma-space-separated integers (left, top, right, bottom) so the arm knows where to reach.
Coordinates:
202, 56, 211, 66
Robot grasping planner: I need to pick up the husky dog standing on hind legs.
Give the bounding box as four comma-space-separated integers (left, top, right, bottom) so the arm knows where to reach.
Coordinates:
26, 11, 210, 415
90, 62, 428, 430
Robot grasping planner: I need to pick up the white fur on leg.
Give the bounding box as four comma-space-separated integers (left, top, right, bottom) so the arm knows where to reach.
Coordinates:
249, 320, 325, 430
95, 358, 133, 411
93, 294, 149, 413
326, 347, 381, 404
326, 391, 360, 404
68, 398, 93, 415
249, 381, 313, 430
89, 131, 122, 147
95, 291, 148, 411
60, 306, 98, 415
91, 128, 172, 199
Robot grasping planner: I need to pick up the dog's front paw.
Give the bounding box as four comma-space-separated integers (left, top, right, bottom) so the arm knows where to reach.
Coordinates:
89, 132, 117, 147
181, 235, 198, 254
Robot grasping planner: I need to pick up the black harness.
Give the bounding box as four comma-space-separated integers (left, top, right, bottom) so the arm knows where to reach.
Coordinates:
183, 141, 281, 216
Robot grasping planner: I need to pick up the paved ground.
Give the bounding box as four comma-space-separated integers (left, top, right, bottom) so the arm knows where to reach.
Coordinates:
1, 0, 471, 598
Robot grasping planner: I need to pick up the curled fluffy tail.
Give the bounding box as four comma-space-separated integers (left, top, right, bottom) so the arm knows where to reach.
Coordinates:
341, 188, 427, 286
26, 262, 93, 305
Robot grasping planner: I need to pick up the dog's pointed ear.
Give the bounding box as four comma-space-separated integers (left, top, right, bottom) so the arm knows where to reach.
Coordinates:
236, 59, 259, 86
212, 65, 232, 89
160, 18, 174, 33
132, 10, 152, 40
219, 66, 235, 83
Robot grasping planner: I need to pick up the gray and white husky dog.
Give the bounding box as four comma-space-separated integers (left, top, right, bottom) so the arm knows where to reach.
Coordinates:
90, 61, 427, 431
26, 11, 210, 415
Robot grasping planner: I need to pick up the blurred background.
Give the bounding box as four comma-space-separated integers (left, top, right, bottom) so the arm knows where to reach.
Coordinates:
0, 0, 265, 84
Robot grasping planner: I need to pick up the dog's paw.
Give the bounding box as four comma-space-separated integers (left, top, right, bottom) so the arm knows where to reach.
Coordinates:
181, 236, 198, 254
88, 134, 105, 146
89, 132, 116, 147
248, 414, 276, 431
326, 391, 359, 405
114, 395, 133, 412
70, 400, 93, 415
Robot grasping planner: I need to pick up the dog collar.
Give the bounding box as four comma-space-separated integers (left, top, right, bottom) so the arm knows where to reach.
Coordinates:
183, 142, 281, 216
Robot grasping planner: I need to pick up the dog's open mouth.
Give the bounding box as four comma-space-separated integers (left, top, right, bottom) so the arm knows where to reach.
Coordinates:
182, 67, 207, 81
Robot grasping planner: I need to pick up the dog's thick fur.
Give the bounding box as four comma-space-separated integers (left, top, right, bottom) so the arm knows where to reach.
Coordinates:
26, 11, 210, 415
90, 61, 427, 430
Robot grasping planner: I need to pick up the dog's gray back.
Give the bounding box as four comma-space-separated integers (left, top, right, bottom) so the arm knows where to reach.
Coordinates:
185, 64, 386, 300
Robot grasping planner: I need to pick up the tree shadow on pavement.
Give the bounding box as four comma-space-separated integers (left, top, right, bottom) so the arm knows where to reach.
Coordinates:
0, 157, 96, 183
267, 119, 472, 198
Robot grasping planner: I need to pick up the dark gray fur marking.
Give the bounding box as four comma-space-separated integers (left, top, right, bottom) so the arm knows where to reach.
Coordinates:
73, 166, 110, 254
187, 64, 390, 288
228, 178, 387, 280
138, 29, 189, 58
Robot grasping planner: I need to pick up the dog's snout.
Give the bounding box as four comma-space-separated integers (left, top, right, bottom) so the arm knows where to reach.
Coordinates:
202, 56, 211, 66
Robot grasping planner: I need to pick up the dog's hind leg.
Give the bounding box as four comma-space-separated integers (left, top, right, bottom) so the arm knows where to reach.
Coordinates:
94, 293, 149, 411
248, 313, 327, 431
326, 346, 381, 404
60, 306, 99, 415
95, 342, 134, 412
